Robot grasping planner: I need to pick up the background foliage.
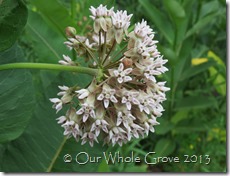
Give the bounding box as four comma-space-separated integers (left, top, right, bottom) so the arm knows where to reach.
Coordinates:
0, 0, 226, 172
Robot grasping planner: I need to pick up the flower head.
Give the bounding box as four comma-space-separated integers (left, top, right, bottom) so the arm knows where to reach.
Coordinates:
50, 4, 169, 147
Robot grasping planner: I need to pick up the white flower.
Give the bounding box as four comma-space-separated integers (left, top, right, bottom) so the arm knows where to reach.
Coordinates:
75, 89, 90, 99
81, 132, 98, 147
61, 120, 75, 138
59, 55, 75, 66
76, 103, 96, 122
121, 89, 140, 110
56, 116, 67, 124
109, 126, 127, 146
109, 63, 132, 83
143, 116, 159, 135
57, 85, 70, 96
91, 119, 109, 136
51, 4, 170, 147
89, 5, 114, 33
97, 83, 118, 108
134, 19, 153, 39
153, 55, 169, 73
116, 111, 136, 130
111, 10, 133, 43
50, 98, 63, 113
135, 62, 161, 82
127, 123, 144, 140
137, 92, 155, 114
90, 4, 108, 19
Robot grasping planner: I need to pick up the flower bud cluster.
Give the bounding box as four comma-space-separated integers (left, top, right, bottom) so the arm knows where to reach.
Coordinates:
50, 4, 169, 147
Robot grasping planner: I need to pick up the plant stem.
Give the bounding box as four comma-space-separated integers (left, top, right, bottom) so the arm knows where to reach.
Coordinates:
0, 63, 98, 76
168, 66, 175, 118
46, 137, 67, 172
110, 44, 128, 62
71, 0, 76, 20
101, 32, 107, 63
103, 39, 116, 66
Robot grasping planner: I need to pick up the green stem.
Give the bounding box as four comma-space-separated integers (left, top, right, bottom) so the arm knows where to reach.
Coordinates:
103, 39, 116, 66
168, 66, 175, 119
46, 137, 67, 172
110, 44, 128, 62
71, 0, 76, 20
0, 63, 98, 76
101, 32, 107, 63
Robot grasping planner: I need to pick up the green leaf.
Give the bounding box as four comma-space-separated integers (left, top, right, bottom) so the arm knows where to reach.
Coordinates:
0, 0, 28, 51
172, 123, 208, 134
153, 138, 176, 158
199, 0, 219, 18
208, 51, 226, 96
0, 45, 35, 143
51, 138, 107, 172
185, 11, 220, 39
155, 118, 174, 135
1, 99, 63, 172
139, 0, 174, 44
29, 0, 77, 37
180, 60, 216, 81
171, 110, 189, 124
175, 96, 218, 110
25, 11, 69, 62
97, 159, 110, 172
1, 69, 92, 171
163, 0, 185, 18
159, 46, 177, 64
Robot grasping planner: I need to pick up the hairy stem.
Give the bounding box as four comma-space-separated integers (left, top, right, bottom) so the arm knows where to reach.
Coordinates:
103, 39, 116, 66
0, 63, 98, 76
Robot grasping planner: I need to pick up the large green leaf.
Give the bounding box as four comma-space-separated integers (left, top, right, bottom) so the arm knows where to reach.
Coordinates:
51, 138, 107, 172
0, 45, 35, 143
180, 60, 216, 81
25, 11, 68, 62
155, 118, 174, 135
172, 120, 208, 134
163, 0, 185, 18
29, 0, 77, 37
175, 96, 218, 110
153, 138, 176, 158
185, 11, 220, 39
1, 70, 92, 172
0, 0, 28, 51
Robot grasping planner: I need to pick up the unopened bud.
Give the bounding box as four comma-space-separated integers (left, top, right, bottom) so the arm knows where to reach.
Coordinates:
65, 27, 76, 37
122, 58, 133, 68
86, 25, 92, 30
77, 21, 83, 26
83, 16, 88, 21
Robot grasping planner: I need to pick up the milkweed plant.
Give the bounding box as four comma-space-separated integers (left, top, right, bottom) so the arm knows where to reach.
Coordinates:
49, 4, 170, 147
0, 4, 169, 147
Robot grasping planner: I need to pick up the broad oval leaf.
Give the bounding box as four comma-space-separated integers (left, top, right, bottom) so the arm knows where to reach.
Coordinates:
153, 138, 176, 158
1, 70, 92, 172
0, 0, 28, 51
29, 0, 77, 37
175, 96, 218, 110
155, 118, 174, 135
163, 0, 185, 18
0, 45, 35, 143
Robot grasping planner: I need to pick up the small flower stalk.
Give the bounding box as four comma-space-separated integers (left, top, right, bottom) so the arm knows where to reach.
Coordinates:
50, 4, 169, 147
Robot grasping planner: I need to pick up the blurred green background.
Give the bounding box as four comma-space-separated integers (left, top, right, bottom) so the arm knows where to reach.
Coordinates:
0, 0, 226, 172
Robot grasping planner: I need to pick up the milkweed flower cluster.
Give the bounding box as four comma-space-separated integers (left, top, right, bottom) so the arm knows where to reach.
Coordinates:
50, 4, 169, 147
